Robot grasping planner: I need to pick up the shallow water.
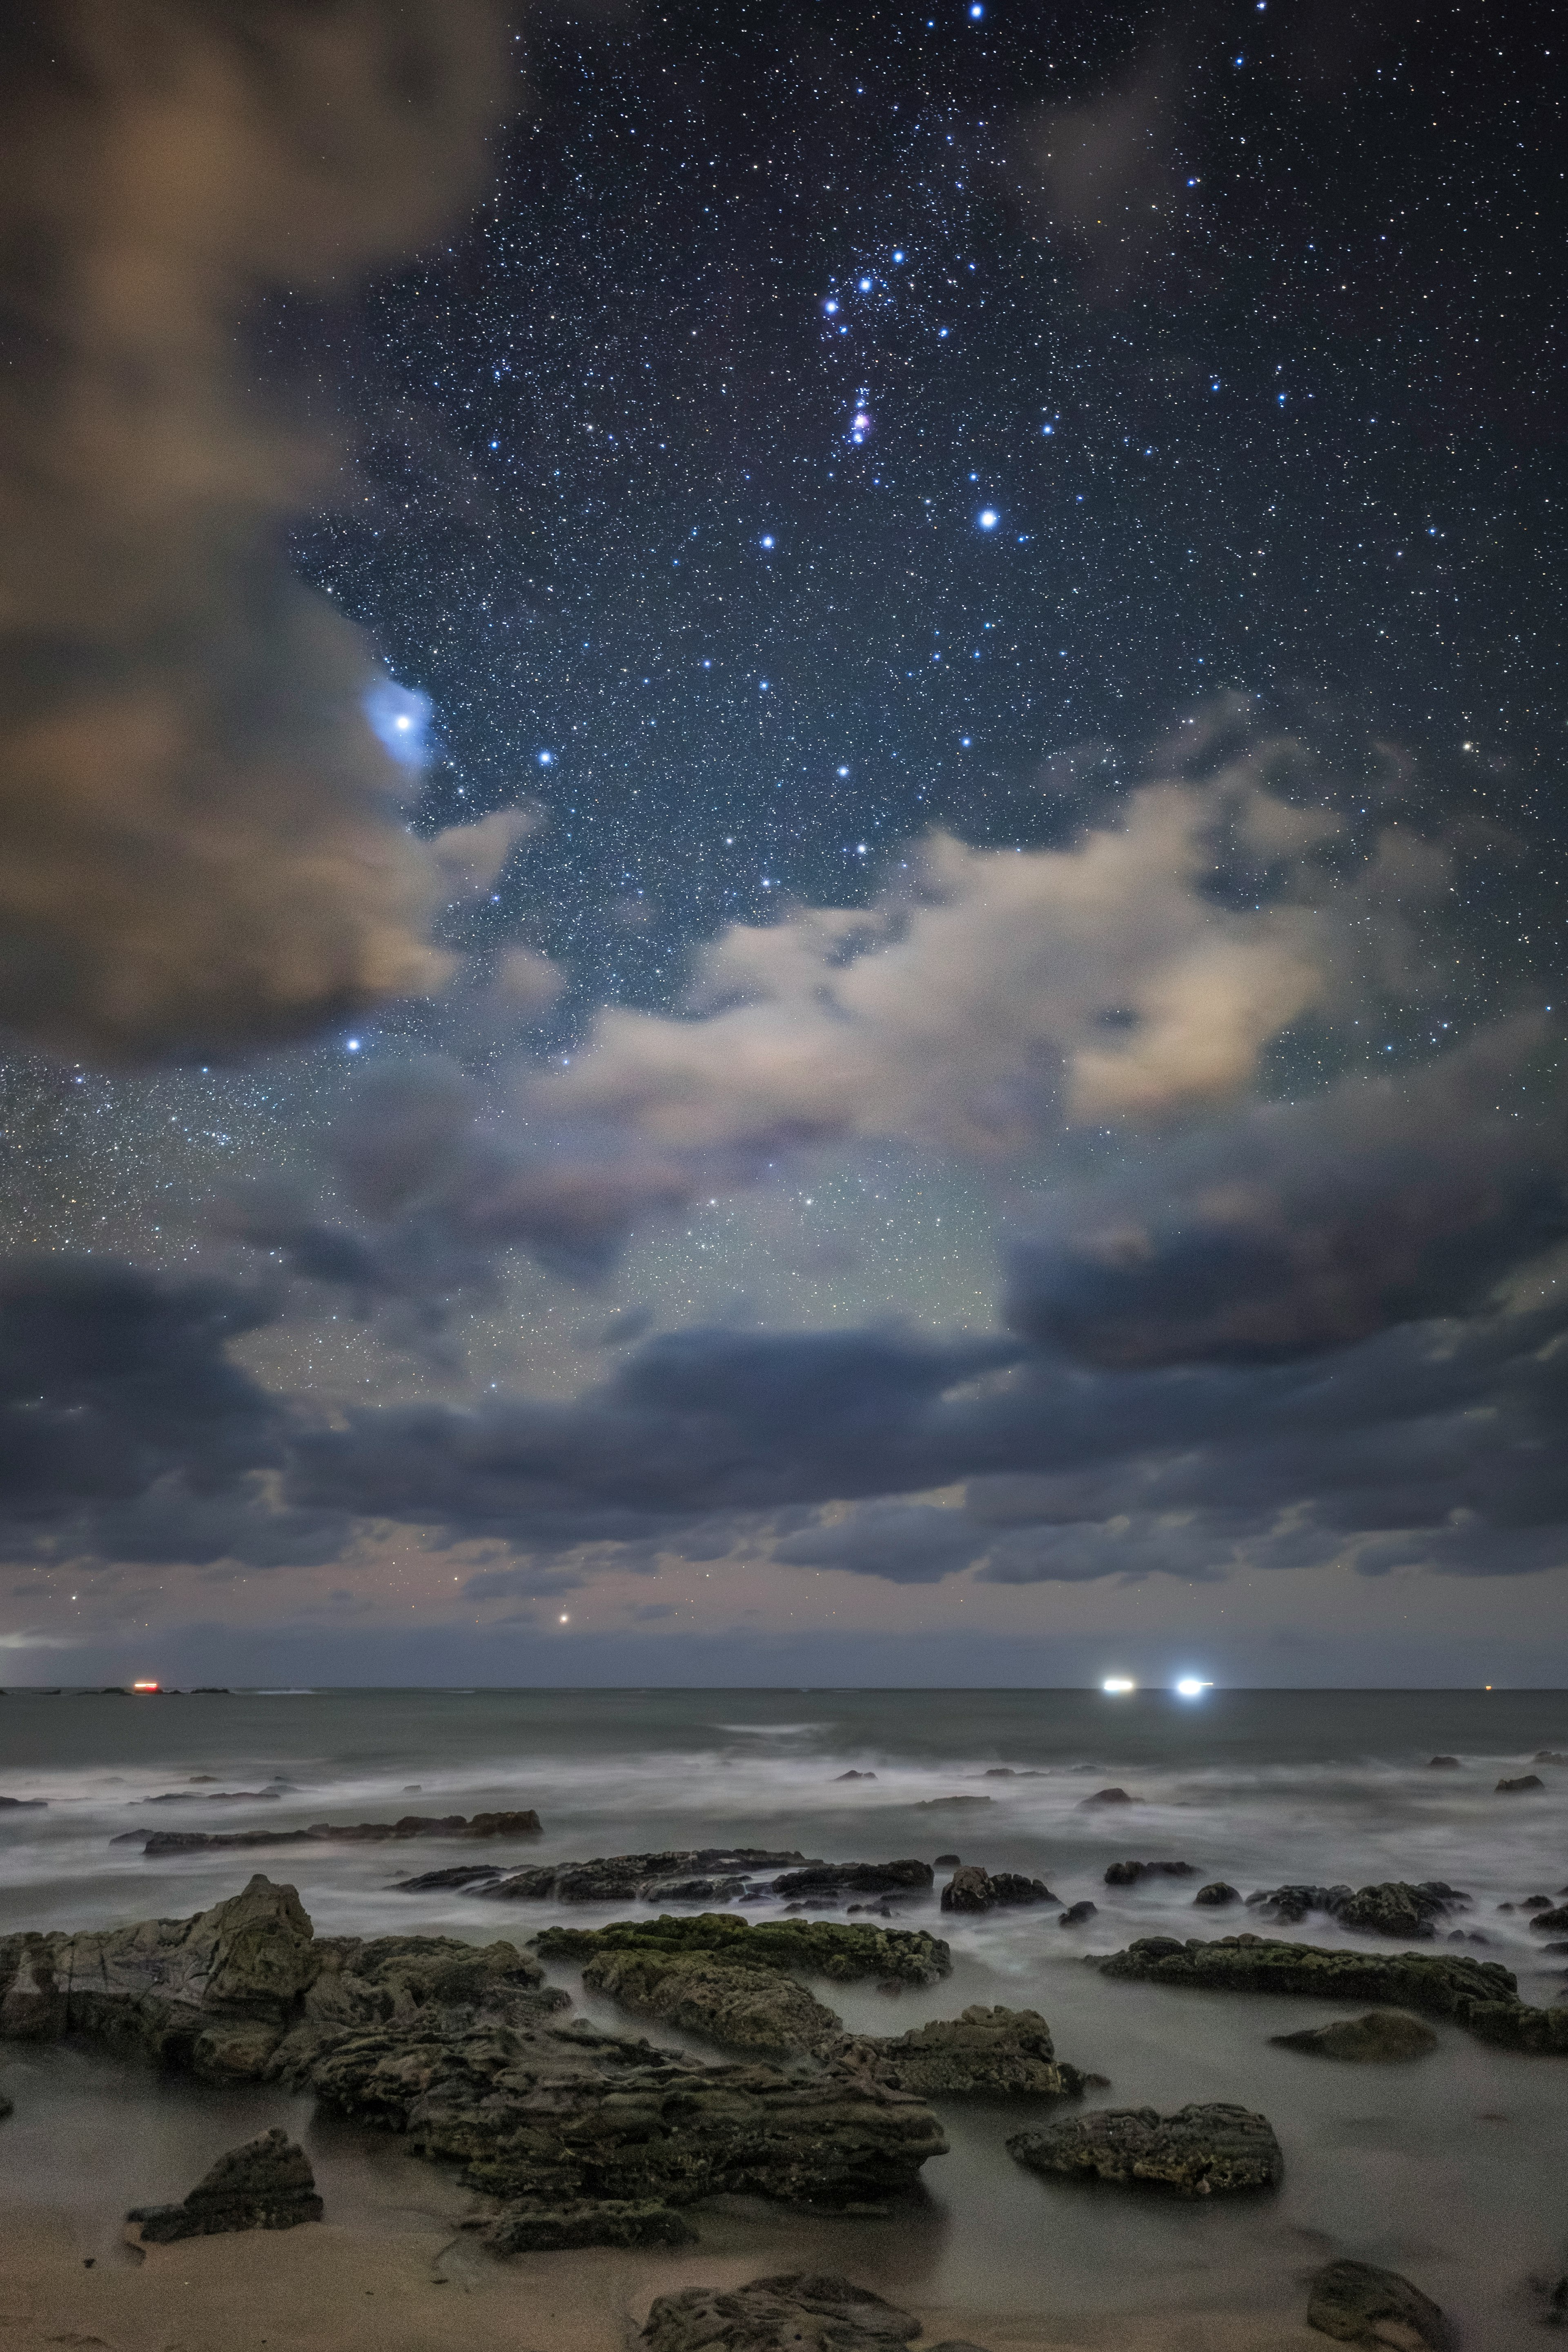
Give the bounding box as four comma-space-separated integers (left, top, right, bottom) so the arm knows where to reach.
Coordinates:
1, 1686, 1565, 2339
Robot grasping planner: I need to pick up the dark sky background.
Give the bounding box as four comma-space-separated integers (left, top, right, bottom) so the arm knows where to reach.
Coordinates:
0, 0, 1564, 1685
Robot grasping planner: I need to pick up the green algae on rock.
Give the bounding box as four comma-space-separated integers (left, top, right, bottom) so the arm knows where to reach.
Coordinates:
1008, 2101, 1282, 2196
534, 1910, 952, 1989
1305, 2257, 1447, 2346
127, 2127, 321, 2242
579, 1946, 846, 2056
841, 2005, 1094, 2099
642, 2272, 924, 2352
1271, 2010, 1438, 2062
1094, 1933, 1568, 2051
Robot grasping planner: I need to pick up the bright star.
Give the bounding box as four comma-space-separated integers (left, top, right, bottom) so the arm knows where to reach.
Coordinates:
978, 508, 999, 530
858, 276, 872, 292
537, 749, 555, 765
824, 299, 839, 314
363, 679, 432, 768
345, 1038, 361, 1054
837, 765, 850, 777
760, 534, 775, 548
892, 249, 905, 263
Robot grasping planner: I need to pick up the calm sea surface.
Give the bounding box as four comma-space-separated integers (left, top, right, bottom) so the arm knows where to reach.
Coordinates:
1, 1686, 1565, 2338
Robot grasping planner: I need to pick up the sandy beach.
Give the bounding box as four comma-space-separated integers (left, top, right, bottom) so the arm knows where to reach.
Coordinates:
1, 2199, 1327, 2352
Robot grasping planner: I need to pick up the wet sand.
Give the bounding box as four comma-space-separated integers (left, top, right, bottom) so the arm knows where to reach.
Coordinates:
1, 2201, 1326, 2352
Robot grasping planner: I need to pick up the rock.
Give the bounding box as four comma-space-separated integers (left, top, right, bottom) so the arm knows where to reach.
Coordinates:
1535, 2274, 1568, 2328
1103, 1860, 1198, 1886
771, 1862, 933, 1899
1194, 1882, 1240, 1907
1081, 1788, 1135, 1806
1058, 1901, 1098, 1927
391, 1864, 506, 1892
0, 1873, 317, 2065
127, 2127, 322, 2241
1425, 1756, 1461, 1768
0, 1796, 45, 1809
580, 1949, 845, 2057
933, 1854, 961, 1867
1096, 1934, 1568, 2052
834, 1771, 877, 1782
131, 1809, 543, 1856
484, 2198, 696, 2252
471, 1848, 809, 1904
0, 2090, 11, 2117
1270, 2011, 1438, 2062
840, 2005, 1091, 2098
940, 1866, 1054, 1913
642, 2273, 922, 2352
1305, 2257, 1446, 2347
3, 1885, 950, 2240
1523, 1895, 1552, 1910
1535, 1751, 1568, 1765
1528, 1904, 1568, 1932
536, 1911, 951, 1989
1008, 2102, 1281, 2196
1243, 1882, 1468, 1939
1497, 1774, 1544, 1792
914, 1797, 992, 1811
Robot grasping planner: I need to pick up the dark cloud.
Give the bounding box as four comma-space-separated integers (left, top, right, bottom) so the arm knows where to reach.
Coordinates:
772, 1503, 991, 1585
1006, 1020, 1566, 1367
0, 0, 506, 1062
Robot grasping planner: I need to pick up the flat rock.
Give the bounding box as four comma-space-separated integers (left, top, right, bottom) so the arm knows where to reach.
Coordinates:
534, 1911, 952, 1989
1425, 1756, 1461, 1769
1194, 1882, 1241, 1906
127, 2127, 322, 2242
391, 1864, 506, 1892
1497, 1773, 1544, 1792
483, 2198, 696, 2252
914, 1797, 992, 1811
1535, 1751, 1568, 1765
1008, 2101, 1281, 2196
1305, 2257, 1446, 2347
472, 1849, 810, 1905
581, 1948, 844, 2057
1103, 1860, 1197, 1886
0, 1796, 45, 1809
1096, 1933, 1568, 2052
131, 1810, 542, 1857
840, 2005, 1091, 2098
1271, 2010, 1438, 2062
940, 1866, 1055, 1913
835, 1771, 878, 1782
771, 1862, 933, 1899
642, 2273, 922, 2352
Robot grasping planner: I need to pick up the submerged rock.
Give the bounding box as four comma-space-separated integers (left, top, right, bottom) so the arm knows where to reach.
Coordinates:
1096, 1934, 1568, 2052
642, 2272, 922, 2352
1194, 1882, 1241, 1907
468, 1848, 809, 1904
914, 1797, 992, 1811
1243, 1881, 1468, 1939
1426, 1756, 1461, 1769
772, 1862, 933, 1899
1305, 2257, 1446, 2347
1081, 1788, 1136, 1806
1271, 2010, 1438, 2062
1497, 1773, 1544, 1792
1535, 1750, 1568, 1765
1530, 1904, 1568, 1933
841, 2005, 1092, 2099
1008, 2102, 1281, 2196
940, 1866, 1055, 1913
1058, 1901, 1098, 1927
130, 1810, 542, 1857
127, 2127, 322, 2241
534, 1911, 952, 1989
1103, 1860, 1198, 1886
483, 2198, 696, 2252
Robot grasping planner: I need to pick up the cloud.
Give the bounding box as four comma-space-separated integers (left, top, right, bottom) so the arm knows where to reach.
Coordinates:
1007, 1018, 1568, 1366
0, 0, 507, 1062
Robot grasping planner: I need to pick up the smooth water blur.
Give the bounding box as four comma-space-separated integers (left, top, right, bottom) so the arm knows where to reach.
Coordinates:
1, 1686, 1566, 2339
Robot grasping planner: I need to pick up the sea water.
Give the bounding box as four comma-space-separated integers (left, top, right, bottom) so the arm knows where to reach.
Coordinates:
0, 1686, 1564, 2339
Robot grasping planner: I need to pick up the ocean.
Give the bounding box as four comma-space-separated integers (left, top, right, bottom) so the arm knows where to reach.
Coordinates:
1, 1685, 1565, 2340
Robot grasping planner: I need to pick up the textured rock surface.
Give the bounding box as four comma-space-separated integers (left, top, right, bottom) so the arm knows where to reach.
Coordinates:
1243, 1881, 1468, 1938
1058, 1901, 1098, 1927
1497, 1773, 1544, 1792
0, 1880, 950, 2243
1271, 2010, 1438, 2062
1096, 1934, 1568, 2051
470, 1849, 809, 1904
841, 2005, 1090, 2098
1194, 1882, 1241, 1907
482, 2198, 697, 2251
642, 2272, 922, 2352
128, 2127, 322, 2241
581, 1948, 844, 2056
535, 1911, 952, 1989
1103, 1860, 1197, 1886
1008, 2102, 1281, 2195
939, 1866, 1054, 1913
1305, 2257, 1446, 2347
771, 1862, 933, 1900
131, 1811, 542, 1857
1530, 1903, 1568, 1933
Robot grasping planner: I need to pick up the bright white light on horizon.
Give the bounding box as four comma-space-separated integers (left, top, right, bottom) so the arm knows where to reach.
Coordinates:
1102, 1676, 1135, 1695
1175, 1677, 1212, 1699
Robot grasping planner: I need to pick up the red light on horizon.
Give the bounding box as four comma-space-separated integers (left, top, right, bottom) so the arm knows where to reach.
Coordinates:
132, 1679, 160, 1692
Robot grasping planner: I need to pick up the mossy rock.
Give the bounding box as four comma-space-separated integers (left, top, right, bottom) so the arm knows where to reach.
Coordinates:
535, 1911, 951, 1987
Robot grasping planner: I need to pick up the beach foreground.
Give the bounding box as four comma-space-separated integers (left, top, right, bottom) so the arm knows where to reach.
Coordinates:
2, 2200, 1324, 2352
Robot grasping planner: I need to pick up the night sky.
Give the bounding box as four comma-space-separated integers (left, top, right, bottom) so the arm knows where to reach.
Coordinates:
0, 0, 1564, 1685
